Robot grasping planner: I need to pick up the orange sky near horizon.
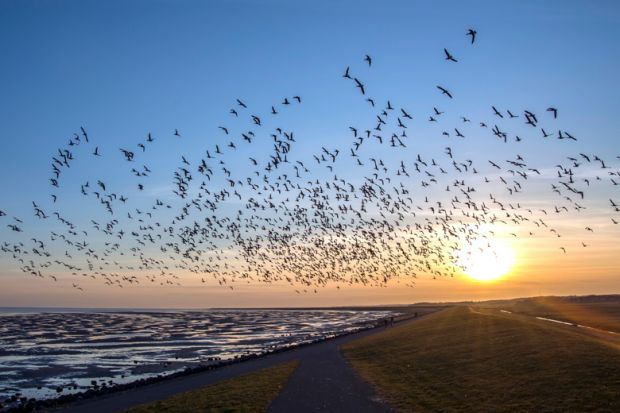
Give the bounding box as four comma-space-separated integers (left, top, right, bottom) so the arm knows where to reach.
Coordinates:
1, 229, 617, 309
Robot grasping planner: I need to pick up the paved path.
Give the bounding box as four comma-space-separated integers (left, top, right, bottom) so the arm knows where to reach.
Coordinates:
268, 332, 392, 413
52, 317, 421, 413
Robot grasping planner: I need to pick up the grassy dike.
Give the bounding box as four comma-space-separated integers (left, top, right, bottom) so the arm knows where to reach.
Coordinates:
125, 360, 299, 413
342, 306, 620, 412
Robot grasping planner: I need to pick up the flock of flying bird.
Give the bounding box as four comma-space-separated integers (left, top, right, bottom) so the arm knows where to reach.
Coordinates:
1, 28, 619, 293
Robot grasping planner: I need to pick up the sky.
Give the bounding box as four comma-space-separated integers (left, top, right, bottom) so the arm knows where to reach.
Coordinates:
0, 0, 619, 308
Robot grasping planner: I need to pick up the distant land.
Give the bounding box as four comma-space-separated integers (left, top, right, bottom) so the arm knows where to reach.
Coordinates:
2, 293, 619, 311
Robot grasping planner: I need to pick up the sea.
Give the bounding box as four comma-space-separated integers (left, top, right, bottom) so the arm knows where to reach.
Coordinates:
0, 307, 392, 403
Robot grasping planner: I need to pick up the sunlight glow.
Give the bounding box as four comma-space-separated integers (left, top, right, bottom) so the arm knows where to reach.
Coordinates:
457, 239, 515, 282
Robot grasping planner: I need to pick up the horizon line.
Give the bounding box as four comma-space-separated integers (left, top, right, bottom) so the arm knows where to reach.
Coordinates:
2, 293, 618, 311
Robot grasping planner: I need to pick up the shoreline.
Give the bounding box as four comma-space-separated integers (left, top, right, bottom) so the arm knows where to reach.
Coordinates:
2, 310, 423, 413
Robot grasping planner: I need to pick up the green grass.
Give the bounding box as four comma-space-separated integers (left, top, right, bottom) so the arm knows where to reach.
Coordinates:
125, 360, 298, 413
342, 306, 620, 413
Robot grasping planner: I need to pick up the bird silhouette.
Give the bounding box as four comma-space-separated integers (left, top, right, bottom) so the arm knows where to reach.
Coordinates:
444, 48, 458, 62
436, 85, 453, 98
466, 28, 477, 44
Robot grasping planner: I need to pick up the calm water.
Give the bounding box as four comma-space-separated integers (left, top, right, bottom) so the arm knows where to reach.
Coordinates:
0, 308, 391, 402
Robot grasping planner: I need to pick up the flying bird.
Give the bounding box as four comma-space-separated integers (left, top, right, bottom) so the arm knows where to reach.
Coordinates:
436, 85, 453, 98
444, 48, 458, 62
466, 28, 477, 44
354, 78, 365, 95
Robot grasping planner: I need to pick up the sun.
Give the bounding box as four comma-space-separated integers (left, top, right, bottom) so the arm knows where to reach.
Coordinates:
457, 239, 515, 282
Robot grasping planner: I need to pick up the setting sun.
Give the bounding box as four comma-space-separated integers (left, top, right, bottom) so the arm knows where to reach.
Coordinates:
458, 239, 515, 282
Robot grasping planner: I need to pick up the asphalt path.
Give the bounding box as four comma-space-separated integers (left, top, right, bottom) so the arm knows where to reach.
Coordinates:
267, 324, 394, 413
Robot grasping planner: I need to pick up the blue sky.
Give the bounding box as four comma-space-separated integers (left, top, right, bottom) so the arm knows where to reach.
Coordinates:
0, 0, 619, 307
1, 0, 618, 193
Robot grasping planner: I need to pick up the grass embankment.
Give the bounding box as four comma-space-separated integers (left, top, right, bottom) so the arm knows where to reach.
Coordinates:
125, 360, 298, 413
342, 306, 620, 413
